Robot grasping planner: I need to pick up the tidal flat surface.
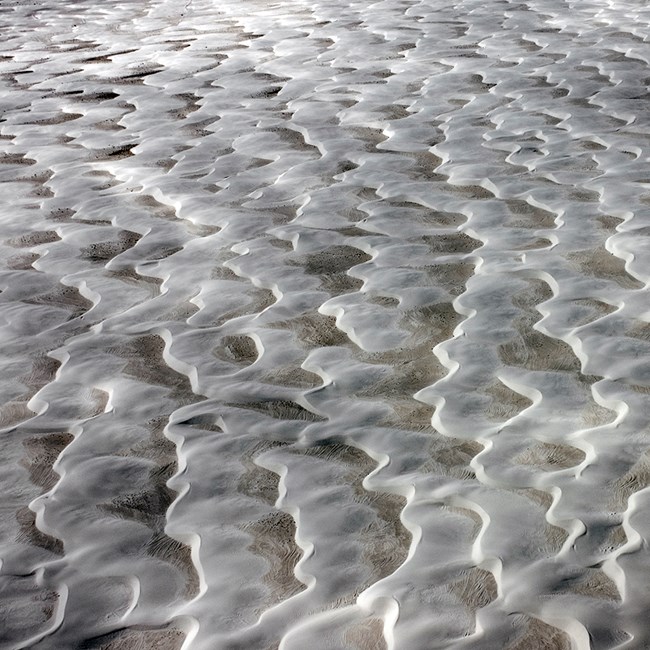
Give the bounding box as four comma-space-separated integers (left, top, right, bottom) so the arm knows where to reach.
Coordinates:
0, 0, 649, 647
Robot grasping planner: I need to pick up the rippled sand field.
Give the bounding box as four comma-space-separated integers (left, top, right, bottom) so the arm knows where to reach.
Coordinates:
1, 0, 649, 648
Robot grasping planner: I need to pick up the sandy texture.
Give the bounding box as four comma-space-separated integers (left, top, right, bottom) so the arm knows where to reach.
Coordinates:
0, 0, 649, 648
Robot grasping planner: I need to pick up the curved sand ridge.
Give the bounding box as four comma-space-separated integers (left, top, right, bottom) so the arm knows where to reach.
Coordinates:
1, 0, 650, 647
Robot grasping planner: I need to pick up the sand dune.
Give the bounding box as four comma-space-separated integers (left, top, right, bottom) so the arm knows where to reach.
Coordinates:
1, 0, 649, 648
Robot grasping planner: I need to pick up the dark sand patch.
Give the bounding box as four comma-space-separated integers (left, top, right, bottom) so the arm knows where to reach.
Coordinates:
79, 626, 186, 650
345, 617, 386, 650
571, 298, 617, 327
296, 244, 371, 275
238, 441, 288, 506
299, 442, 410, 585
567, 248, 643, 290
0, 401, 36, 427
581, 399, 617, 428
0, 152, 36, 166
70, 90, 120, 103
9, 230, 60, 247
506, 200, 557, 229
146, 533, 199, 598
513, 236, 553, 251
16, 506, 64, 555
81, 230, 142, 262
83, 170, 121, 190
483, 380, 533, 420
368, 295, 400, 308
272, 311, 349, 348
21, 432, 73, 491
440, 182, 494, 200
88, 144, 136, 161
422, 232, 482, 254
34, 112, 83, 125
596, 214, 624, 230
517, 489, 568, 551
261, 365, 322, 390
514, 442, 585, 470
108, 268, 164, 290
499, 329, 580, 372
562, 568, 620, 600
445, 505, 483, 541
505, 616, 572, 650
6, 252, 39, 270
450, 567, 498, 611
400, 301, 463, 341
499, 279, 581, 373
265, 126, 320, 154
346, 126, 388, 149
214, 335, 258, 366
106, 419, 200, 598
428, 439, 482, 481
241, 512, 306, 606
136, 195, 178, 220
214, 286, 277, 326
227, 399, 326, 422
610, 451, 650, 510
25, 284, 93, 319
626, 321, 650, 342
422, 263, 475, 296
114, 335, 194, 402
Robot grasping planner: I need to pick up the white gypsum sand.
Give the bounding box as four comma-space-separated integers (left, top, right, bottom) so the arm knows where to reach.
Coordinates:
0, 0, 649, 648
